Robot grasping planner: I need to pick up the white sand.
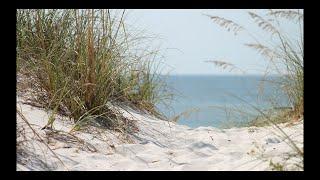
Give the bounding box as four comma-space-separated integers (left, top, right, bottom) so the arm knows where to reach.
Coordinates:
16, 98, 303, 171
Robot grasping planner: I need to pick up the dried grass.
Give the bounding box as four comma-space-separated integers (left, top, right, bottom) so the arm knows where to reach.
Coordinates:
16, 9, 171, 133
205, 9, 303, 170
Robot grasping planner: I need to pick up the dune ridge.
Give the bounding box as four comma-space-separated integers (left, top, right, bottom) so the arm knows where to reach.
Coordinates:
16, 98, 303, 171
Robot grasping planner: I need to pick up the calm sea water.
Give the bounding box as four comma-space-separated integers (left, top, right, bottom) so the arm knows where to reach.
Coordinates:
157, 75, 290, 128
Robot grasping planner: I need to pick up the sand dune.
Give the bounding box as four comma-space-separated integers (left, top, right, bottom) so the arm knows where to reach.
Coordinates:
16, 98, 303, 171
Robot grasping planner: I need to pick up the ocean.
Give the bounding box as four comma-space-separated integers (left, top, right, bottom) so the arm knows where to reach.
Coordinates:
157, 75, 290, 128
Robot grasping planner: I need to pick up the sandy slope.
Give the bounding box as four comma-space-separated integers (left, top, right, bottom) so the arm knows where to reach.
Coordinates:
16, 98, 303, 171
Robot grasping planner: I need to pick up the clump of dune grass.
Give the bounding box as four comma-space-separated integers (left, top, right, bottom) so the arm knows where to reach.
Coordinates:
205, 9, 303, 170
16, 9, 169, 133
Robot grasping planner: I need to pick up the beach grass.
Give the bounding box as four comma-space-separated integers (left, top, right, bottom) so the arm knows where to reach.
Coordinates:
205, 10, 303, 123
16, 9, 169, 132
16, 9, 303, 171
205, 9, 304, 170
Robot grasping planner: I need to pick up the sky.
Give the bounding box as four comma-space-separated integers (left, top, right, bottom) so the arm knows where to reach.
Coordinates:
123, 9, 302, 75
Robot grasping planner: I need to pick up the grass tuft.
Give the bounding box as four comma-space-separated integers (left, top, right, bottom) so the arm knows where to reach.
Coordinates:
205, 9, 303, 170
17, 9, 169, 132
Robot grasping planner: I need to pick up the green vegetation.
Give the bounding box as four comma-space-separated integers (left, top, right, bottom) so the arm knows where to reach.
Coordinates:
16, 9, 169, 132
205, 9, 304, 170
205, 10, 303, 123
269, 160, 285, 171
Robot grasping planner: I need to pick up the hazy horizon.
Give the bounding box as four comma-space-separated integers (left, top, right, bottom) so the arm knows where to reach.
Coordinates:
125, 9, 302, 75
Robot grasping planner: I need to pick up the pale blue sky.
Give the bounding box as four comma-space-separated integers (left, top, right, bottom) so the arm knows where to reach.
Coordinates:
124, 9, 302, 75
